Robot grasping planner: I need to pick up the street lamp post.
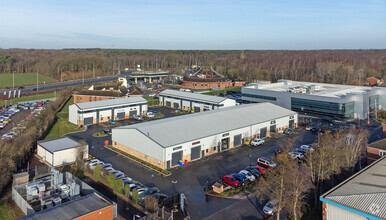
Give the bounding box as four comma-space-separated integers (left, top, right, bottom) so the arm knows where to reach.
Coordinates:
249, 154, 252, 167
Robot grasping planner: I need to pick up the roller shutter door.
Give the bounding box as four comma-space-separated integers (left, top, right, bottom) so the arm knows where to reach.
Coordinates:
171, 151, 183, 167
129, 110, 137, 117
174, 103, 179, 109
234, 134, 242, 147
194, 106, 200, 113
166, 101, 171, 108
289, 119, 294, 128
191, 146, 201, 161
270, 125, 276, 133
84, 117, 93, 125
260, 127, 267, 138
116, 112, 125, 120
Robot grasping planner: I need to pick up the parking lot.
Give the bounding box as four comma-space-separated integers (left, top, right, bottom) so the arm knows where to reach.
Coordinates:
66, 109, 318, 219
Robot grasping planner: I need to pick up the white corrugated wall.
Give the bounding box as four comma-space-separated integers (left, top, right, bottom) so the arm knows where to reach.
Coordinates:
327, 203, 366, 220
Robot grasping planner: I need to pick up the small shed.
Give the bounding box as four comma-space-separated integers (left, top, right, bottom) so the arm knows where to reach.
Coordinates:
212, 182, 224, 194
37, 137, 88, 167
13, 172, 29, 186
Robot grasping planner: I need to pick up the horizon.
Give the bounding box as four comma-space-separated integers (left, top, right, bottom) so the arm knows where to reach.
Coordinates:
1, 0, 386, 49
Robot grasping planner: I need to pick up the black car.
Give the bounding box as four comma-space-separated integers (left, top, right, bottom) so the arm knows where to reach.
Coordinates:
310, 127, 321, 133
283, 128, 294, 135
246, 167, 262, 178
18, 86, 24, 89
103, 128, 112, 135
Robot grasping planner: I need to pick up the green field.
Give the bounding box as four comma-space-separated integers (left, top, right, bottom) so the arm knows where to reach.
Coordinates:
0, 73, 56, 88
0, 91, 60, 106
0, 200, 25, 220
45, 97, 83, 140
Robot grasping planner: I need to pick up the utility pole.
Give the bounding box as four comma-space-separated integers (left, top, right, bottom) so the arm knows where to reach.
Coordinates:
36, 72, 39, 91
13, 71, 15, 89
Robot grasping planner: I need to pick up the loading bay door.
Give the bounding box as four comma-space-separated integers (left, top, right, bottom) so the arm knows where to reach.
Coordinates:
129, 110, 137, 117
174, 103, 180, 109
171, 151, 183, 167
234, 134, 242, 147
270, 125, 276, 133
84, 117, 93, 125
116, 112, 125, 120
166, 101, 171, 108
260, 127, 267, 138
221, 138, 230, 151
191, 146, 201, 161
194, 106, 200, 113
289, 119, 294, 128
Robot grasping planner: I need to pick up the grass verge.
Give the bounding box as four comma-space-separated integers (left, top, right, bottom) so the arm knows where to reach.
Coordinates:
105, 145, 170, 176
93, 132, 107, 137
0, 200, 25, 220
0, 73, 56, 88
45, 97, 83, 139
0, 91, 60, 106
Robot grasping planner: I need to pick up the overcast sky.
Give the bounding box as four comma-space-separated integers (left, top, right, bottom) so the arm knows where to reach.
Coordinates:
1, 0, 386, 49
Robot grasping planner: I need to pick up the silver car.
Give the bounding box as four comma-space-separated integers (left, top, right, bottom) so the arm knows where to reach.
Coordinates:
263, 200, 278, 215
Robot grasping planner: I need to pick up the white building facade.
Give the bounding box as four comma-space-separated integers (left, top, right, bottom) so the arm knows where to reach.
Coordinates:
242, 80, 386, 120
69, 97, 148, 126
158, 89, 236, 112
112, 103, 297, 169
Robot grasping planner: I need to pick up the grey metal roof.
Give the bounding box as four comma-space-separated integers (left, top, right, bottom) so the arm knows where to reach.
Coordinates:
368, 138, 386, 150
75, 96, 147, 110
322, 156, 386, 219
38, 137, 81, 153
159, 89, 227, 104
19, 193, 112, 220
114, 103, 296, 148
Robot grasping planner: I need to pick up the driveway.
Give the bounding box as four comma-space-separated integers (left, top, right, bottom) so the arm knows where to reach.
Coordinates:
67, 127, 317, 220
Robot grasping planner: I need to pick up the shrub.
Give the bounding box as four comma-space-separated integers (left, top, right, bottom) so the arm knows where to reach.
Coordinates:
93, 164, 102, 181
132, 189, 139, 203
144, 195, 159, 212
124, 184, 131, 197
115, 178, 124, 194
106, 173, 116, 189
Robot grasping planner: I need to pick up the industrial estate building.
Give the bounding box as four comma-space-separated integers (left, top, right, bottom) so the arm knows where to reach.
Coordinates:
13, 168, 116, 219
112, 103, 297, 169
366, 138, 386, 164
158, 89, 236, 112
128, 71, 169, 84
37, 137, 88, 167
242, 79, 386, 120
320, 156, 386, 220
69, 97, 147, 126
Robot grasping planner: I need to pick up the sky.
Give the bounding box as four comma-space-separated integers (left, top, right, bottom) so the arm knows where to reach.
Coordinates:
0, 0, 386, 50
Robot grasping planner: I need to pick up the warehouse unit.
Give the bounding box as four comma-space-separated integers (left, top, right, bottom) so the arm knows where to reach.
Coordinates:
37, 137, 88, 167
320, 156, 386, 220
242, 79, 386, 120
158, 89, 236, 112
112, 103, 297, 169
69, 97, 147, 126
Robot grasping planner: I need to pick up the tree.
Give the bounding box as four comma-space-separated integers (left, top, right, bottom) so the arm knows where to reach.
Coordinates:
124, 184, 131, 197
75, 142, 87, 170
144, 195, 159, 213
115, 178, 123, 194
93, 164, 102, 181
132, 189, 139, 204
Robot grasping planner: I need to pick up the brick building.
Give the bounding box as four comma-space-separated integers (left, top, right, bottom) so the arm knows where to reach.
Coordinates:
181, 78, 245, 89
366, 138, 386, 164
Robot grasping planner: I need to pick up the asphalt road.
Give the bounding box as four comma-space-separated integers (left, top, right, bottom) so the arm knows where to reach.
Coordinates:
0, 74, 125, 94
66, 112, 318, 220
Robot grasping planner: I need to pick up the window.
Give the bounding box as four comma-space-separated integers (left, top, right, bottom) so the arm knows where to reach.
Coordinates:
213, 147, 216, 151
173, 146, 182, 151
242, 93, 277, 101
206, 149, 208, 153
380, 151, 386, 157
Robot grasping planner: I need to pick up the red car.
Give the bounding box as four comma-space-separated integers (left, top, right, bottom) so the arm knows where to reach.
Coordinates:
250, 165, 267, 174
257, 157, 276, 168
222, 175, 240, 187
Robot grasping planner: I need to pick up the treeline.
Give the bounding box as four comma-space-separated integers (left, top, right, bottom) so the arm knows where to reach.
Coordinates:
257, 128, 369, 220
0, 89, 72, 194
0, 49, 385, 84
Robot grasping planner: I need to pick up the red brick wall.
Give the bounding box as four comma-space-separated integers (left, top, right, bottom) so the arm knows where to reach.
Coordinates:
73, 95, 117, 104
366, 146, 382, 164
75, 205, 113, 220
383, 124, 386, 137
182, 81, 233, 89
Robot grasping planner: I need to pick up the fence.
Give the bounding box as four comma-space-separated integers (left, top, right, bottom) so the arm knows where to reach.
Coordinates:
12, 184, 35, 216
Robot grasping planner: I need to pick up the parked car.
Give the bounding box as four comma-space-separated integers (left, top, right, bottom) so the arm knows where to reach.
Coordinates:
0, 123, 5, 129
244, 139, 251, 145
222, 175, 240, 187
250, 138, 265, 147
245, 167, 262, 178
102, 163, 112, 169
103, 129, 112, 135
257, 157, 276, 168
108, 120, 116, 125
288, 151, 304, 159
299, 144, 314, 152
89, 161, 104, 169
231, 173, 247, 184
283, 128, 295, 135
148, 93, 156, 97
263, 200, 278, 215
133, 114, 143, 121
146, 112, 154, 118
139, 187, 160, 201
239, 170, 256, 182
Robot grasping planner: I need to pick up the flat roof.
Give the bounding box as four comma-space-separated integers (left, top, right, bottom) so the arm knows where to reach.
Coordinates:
321, 156, 386, 219
245, 80, 379, 98
115, 103, 296, 148
38, 137, 81, 153
368, 138, 386, 151
159, 89, 227, 104
75, 96, 147, 110
19, 193, 112, 220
